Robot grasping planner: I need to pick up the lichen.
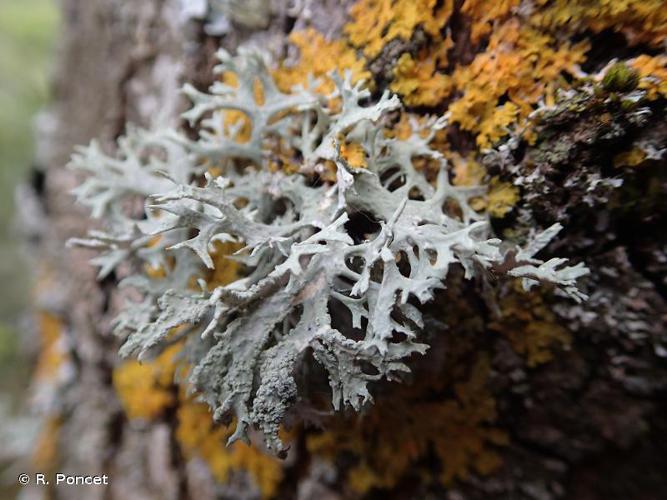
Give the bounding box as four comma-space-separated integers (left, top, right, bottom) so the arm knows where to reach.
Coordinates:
112, 342, 183, 421
274, 28, 370, 95
462, 0, 520, 44
614, 147, 647, 169
307, 354, 507, 492
30, 311, 70, 475
70, 43, 587, 456
345, 0, 453, 58
176, 398, 283, 499
31, 416, 61, 471
483, 64, 663, 230
533, 0, 667, 47
629, 55, 667, 100
343, 0, 665, 149
33, 312, 67, 381
448, 20, 589, 147
490, 286, 572, 367
451, 153, 519, 218
389, 42, 453, 107
30, 0, 667, 495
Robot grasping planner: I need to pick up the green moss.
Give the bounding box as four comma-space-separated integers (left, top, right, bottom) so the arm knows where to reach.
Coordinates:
602, 63, 639, 92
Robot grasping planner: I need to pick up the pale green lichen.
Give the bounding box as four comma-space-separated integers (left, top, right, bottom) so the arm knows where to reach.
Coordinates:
69, 47, 588, 454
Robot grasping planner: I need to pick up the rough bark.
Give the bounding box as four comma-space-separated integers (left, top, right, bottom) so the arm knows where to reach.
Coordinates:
22, 1, 666, 500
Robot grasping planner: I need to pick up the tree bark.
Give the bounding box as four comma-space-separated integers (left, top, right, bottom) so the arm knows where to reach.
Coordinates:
23, 1, 667, 499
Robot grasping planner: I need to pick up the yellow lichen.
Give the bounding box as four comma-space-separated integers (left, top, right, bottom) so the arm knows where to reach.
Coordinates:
274, 28, 370, 95
307, 354, 507, 492
112, 342, 183, 421
176, 399, 283, 499
218, 71, 261, 144
533, 0, 667, 47
347, 0, 665, 149
340, 140, 367, 168
144, 238, 171, 279
451, 152, 486, 187
490, 287, 572, 367
145, 263, 167, 279
476, 102, 519, 150
31, 313, 69, 473
451, 154, 519, 217
448, 20, 588, 147
207, 240, 244, 289
34, 312, 67, 381
613, 147, 647, 168
32, 416, 62, 471
434, 356, 509, 484
345, 0, 453, 58
629, 55, 667, 100
462, 0, 521, 44
389, 39, 453, 106
486, 177, 520, 218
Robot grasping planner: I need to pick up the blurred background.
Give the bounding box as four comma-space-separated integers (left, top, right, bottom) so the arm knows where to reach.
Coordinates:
0, 0, 59, 492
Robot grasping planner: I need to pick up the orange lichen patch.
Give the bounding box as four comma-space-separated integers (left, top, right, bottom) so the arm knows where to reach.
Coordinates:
613, 147, 647, 168
176, 399, 283, 499
207, 241, 244, 289
345, 0, 454, 58
485, 178, 520, 218
533, 0, 667, 48
629, 55, 667, 100
451, 154, 519, 217
462, 0, 520, 44
490, 289, 572, 367
253, 79, 266, 106
145, 263, 167, 279
390, 42, 453, 106
451, 152, 485, 187
274, 28, 370, 95
223, 110, 252, 144
32, 416, 61, 470
218, 72, 254, 144
307, 355, 507, 492
348, 0, 664, 150
476, 101, 519, 149
340, 141, 367, 168
268, 150, 301, 175
34, 312, 67, 381
144, 240, 175, 280
388, 112, 415, 141
220, 71, 265, 104
449, 20, 588, 148
112, 342, 184, 420
435, 357, 509, 484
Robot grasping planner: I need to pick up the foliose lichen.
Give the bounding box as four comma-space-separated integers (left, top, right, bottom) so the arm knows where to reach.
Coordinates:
69, 47, 588, 454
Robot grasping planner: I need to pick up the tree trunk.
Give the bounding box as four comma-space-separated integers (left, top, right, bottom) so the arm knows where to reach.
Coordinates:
22, 1, 667, 500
